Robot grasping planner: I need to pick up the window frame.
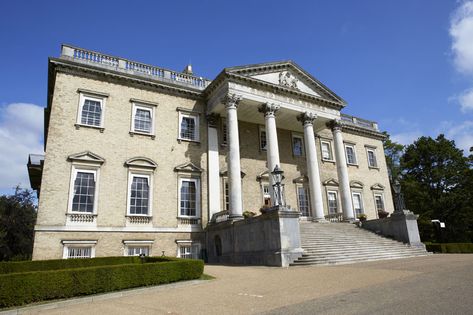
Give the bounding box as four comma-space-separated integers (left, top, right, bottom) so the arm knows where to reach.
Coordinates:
259, 125, 267, 151
351, 192, 364, 216
295, 184, 310, 217
292, 133, 305, 157
345, 144, 358, 165
366, 147, 378, 168
327, 190, 339, 214
221, 120, 228, 146
178, 177, 201, 218
261, 182, 271, 206
320, 140, 334, 161
62, 240, 97, 259
67, 166, 100, 214
130, 102, 156, 137
374, 193, 385, 213
127, 172, 153, 217
76, 92, 106, 129
123, 240, 153, 256
178, 112, 200, 142
176, 240, 201, 259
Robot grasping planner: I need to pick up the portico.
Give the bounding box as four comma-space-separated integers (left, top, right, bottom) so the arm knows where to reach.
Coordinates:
205, 61, 357, 222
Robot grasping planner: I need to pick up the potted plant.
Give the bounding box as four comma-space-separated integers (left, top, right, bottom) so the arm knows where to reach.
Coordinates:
378, 210, 389, 219
243, 210, 256, 219
357, 214, 367, 222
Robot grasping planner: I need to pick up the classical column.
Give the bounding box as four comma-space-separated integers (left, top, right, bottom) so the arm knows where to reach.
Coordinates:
206, 113, 221, 219
297, 112, 325, 221
330, 120, 355, 221
223, 94, 243, 219
258, 103, 281, 201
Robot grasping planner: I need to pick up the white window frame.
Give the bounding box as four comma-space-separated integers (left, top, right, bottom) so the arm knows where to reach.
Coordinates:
296, 184, 310, 217
259, 125, 267, 151
374, 193, 385, 212
221, 120, 228, 145
131, 102, 155, 136
292, 134, 305, 157
76, 93, 106, 129
351, 192, 364, 216
127, 172, 153, 217
261, 182, 271, 206
345, 144, 358, 165
320, 140, 334, 161
123, 240, 153, 256
327, 190, 339, 214
178, 112, 200, 142
62, 240, 97, 259
222, 177, 230, 211
67, 166, 100, 214
366, 147, 378, 168
176, 240, 201, 259
178, 177, 201, 218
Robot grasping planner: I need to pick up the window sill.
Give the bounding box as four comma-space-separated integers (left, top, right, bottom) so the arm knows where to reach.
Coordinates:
129, 131, 155, 139
322, 159, 336, 164
177, 138, 200, 145
126, 215, 152, 225
347, 163, 359, 168
368, 166, 380, 170
75, 123, 105, 133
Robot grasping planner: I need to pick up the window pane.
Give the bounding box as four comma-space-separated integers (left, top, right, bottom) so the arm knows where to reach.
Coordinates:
180, 116, 196, 140
81, 99, 102, 126
328, 192, 338, 214
368, 150, 377, 167
375, 195, 384, 211
130, 176, 149, 215
68, 246, 92, 259
180, 180, 196, 216
260, 130, 267, 150
72, 172, 95, 212
322, 142, 331, 160
352, 193, 363, 215
346, 146, 356, 164
222, 122, 227, 144
297, 186, 310, 216
134, 108, 152, 133
224, 181, 229, 211
293, 137, 303, 156
127, 246, 149, 256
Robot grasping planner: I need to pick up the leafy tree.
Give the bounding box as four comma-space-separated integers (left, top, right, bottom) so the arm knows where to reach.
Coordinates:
382, 131, 404, 182
0, 187, 37, 261
400, 135, 473, 242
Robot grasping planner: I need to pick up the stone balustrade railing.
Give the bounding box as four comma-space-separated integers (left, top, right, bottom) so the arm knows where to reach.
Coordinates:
61, 45, 211, 90
341, 114, 379, 131
178, 217, 201, 225
210, 210, 230, 223
127, 216, 152, 224
325, 212, 344, 222
66, 213, 96, 224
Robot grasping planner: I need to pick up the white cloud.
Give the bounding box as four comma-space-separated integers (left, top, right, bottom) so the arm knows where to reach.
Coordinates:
458, 88, 473, 112
0, 103, 44, 190
450, 1, 473, 75
391, 131, 423, 146
443, 120, 473, 153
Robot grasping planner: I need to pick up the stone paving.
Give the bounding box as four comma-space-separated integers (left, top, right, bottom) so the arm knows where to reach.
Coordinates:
3, 254, 473, 315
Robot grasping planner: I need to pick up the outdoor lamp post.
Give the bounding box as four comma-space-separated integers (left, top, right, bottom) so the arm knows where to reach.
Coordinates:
271, 165, 285, 207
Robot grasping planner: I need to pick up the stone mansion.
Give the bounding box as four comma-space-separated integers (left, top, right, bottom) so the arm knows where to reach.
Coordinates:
29, 45, 394, 261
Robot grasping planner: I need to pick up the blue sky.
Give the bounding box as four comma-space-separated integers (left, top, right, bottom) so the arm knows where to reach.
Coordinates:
0, 0, 472, 195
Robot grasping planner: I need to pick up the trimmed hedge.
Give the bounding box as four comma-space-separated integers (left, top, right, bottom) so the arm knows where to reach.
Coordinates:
0, 256, 203, 308
425, 243, 473, 253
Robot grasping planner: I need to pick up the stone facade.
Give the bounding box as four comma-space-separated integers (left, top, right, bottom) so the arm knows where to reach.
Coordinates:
30, 45, 394, 260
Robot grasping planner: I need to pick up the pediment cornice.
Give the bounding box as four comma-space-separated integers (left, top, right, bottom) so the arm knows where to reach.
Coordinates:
67, 151, 105, 164
174, 162, 204, 173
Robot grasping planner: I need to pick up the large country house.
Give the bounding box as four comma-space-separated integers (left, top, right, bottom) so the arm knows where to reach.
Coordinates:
29, 45, 401, 262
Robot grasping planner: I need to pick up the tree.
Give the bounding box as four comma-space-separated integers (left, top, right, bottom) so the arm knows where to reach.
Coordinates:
0, 187, 37, 261
382, 131, 404, 182
400, 135, 473, 242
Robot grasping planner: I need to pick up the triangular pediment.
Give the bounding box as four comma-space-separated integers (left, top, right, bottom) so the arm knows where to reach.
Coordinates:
68, 151, 105, 164
323, 178, 339, 186
292, 175, 308, 184
225, 61, 345, 105
174, 162, 203, 173
125, 157, 157, 169
219, 168, 246, 178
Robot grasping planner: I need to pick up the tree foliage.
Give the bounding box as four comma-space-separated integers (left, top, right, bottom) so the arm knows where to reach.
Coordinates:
0, 188, 37, 261
399, 135, 473, 242
382, 131, 404, 181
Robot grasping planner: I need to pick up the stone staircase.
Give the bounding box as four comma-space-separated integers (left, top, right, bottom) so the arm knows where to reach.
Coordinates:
291, 222, 429, 266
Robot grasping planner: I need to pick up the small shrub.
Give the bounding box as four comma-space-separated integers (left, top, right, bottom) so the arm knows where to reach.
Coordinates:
243, 211, 256, 219
377, 210, 389, 219
357, 214, 367, 222
424, 243, 473, 253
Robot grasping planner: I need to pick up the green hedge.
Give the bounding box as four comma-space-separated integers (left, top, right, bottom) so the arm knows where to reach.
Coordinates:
425, 243, 473, 253
0, 257, 203, 308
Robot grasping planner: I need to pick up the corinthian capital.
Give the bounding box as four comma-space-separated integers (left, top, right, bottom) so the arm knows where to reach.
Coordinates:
297, 112, 317, 126
327, 119, 343, 131
222, 94, 242, 109
258, 103, 280, 117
